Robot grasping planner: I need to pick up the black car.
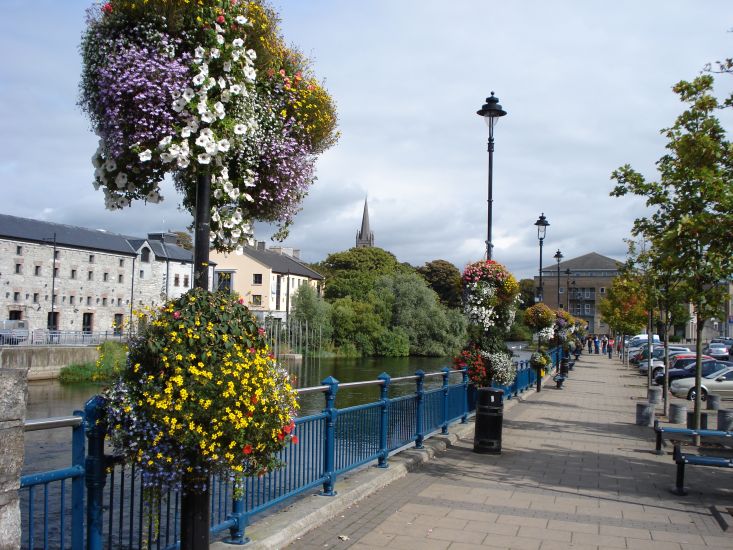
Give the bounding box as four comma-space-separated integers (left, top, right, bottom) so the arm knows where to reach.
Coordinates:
654, 359, 731, 386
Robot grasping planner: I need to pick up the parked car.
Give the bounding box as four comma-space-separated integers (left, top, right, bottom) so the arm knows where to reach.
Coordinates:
703, 342, 730, 360
638, 349, 692, 376
654, 359, 731, 386
670, 366, 733, 401
712, 337, 733, 347
0, 320, 29, 345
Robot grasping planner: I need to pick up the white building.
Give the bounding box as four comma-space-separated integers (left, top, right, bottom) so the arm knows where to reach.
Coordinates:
0, 213, 205, 334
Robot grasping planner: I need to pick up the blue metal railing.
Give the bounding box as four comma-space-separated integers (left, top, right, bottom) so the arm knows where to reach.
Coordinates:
21, 351, 557, 549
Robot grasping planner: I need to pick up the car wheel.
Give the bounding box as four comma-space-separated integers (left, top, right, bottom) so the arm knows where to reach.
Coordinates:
652, 367, 663, 378
687, 388, 708, 402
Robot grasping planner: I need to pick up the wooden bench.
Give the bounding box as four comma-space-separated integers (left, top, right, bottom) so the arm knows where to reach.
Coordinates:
672, 443, 733, 495
653, 420, 733, 454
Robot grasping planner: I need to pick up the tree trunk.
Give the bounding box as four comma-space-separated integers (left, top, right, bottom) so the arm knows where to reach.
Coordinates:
662, 316, 670, 417
693, 310, 705, 440
647, 307, 654, 388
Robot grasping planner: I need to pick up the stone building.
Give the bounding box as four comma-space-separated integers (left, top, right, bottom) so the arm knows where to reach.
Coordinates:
355, 198, 374, 248
535, 252, 621, 334
0, 213, 201, 334
210, 243, 323, 321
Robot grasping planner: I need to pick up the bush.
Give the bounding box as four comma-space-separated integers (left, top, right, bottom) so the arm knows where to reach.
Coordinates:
59, 341, 128, 384
375, 329, 410, 357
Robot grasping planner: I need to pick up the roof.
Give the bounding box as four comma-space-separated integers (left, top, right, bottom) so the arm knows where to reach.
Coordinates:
542, 252, 622, 274
240, 246, 323, 280
147, 239, 193, 263
0, 213, 137, 256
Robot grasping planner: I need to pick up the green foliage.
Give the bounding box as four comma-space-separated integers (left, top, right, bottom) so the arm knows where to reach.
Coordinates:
508, 310, 533, 342
59, 340, 128, 384
598, 270, 648, 336
290, 284, 332, 346
416, 259, 462, 309
321, 247, 411, 300
173, 230, 193, 251
518, 279, 536, 309
374, 328, 410, 356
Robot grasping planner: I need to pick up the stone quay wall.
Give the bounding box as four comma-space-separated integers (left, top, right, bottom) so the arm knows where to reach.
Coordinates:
0, 346, 99, 380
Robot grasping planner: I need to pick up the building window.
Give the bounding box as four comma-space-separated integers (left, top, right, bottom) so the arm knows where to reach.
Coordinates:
113, 314, 124, 335
599, 287, 606, 294
584, 303, 591, 314
174, 274, 180, 287
183, 275, 189, 288
89, 254, 95, 263
35, 266, 41, 276
9, 310, 22, 320
117, 298, 122, 306
53, 267, 58, 277
118, 274, 123, 283
559, 287, 564, 294
88, 271, 93, 281
139, 270, 144, 279
141, 248, 150, 263
102, 298, 108, 306
71, 269, 76, 279
119, 259, 124, 268
52, 294, 57, 305
251, 295, 262, 306
13, 292, 20, 302
70, 296, 75, 305
54, 250, 60, 260
103, 272, 109, 282
253, 273, 263, 285
584, 289, 591, 299
15, 263, 21, 274
33, 293, 39, 303
86, 296, 92, 306
216, 272, 233, 293
16, 245, 22, 255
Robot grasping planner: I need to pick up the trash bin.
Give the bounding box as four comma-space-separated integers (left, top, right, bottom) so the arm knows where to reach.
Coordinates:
473, 388, 503, 454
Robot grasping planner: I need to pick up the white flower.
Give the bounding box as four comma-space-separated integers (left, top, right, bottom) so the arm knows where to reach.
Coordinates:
158, 136, 172, 149
194, 46, 206, 59
146, 191, 162, 204
177, 157, 190, 169
104, 159, 117, 172
231, 50, 241, 61
217, 139, 230, 153
180, 127, 191, 138
91, 154, 102, 168
232, 38, 244, 48
171, 90, 181, 100
199, 128, 214, 139
210, 48, 221, 59
223, 61, 232, 73
229, 187, 240, 200
201, 111, 215, 124
92, 180, 100, 191
172, 98, 187, 112
188, 119, 200, 133
215, 23, 224, 33
217, 77, 227, 89
233, 123, 247, 135
216, 33, 225, 45
168, 144, 181, 158
182, 88, 195, 101
243, 193, 254, 202
221, 167, 229, 180
192, 73, 206, 86
221, 90, 231, 103
115, 172, 128, 189
236, 15, 247, 24
244, 67, 256, 82
214, 102, 226, 119
213, 188, 223, 199
197, 153, 212, 165
229, 84, 242, 95
138, 149, 152, 162
246, 49, 257, 60
160, 152, 174, 163
204, 141, 218, 155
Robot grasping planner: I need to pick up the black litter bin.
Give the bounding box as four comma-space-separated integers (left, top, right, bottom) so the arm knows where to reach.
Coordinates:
473, 388, 503, 454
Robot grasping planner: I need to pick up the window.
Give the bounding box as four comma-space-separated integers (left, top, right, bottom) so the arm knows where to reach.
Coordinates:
584, 303, 591, 314
54, 250, 60, 260
103, 272, 109, 282
70, 296, 75, 305
216, 272, 233, 293
117, 298, 122, 306
86, 296, 92, 306
16, 245, 22, 255
559, 287, 564, 294
141, 248, 150, 263
102, 298, 108, 306
113, 314, 124, 336
174, 274, 180, 287
139, 270, 144, 279
9, 310, 22, 320
13, 292, 20, 302
253, 273, 263, 285
183, 275, 189, 288
584, 289, 591, 299
52, 294, 57, 305
88, 271, 93, 281
119, 259, 124, 268
251, 295, 262, 306
35, 266, 41, 276
47, 312, 59, 331
599, 287, 606, 294
71, 269, 77, 279
15, 263, 21, 274
33, 293, 39, 303
53, 267, 58, 277
118, 274, 123, 283
89, 254, 95, 263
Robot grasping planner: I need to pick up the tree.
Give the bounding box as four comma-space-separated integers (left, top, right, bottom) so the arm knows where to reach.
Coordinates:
611, 75, 733, 429
320, 247, 411, 301
290, 284, 333, 349
416, 260, 462, 309
172, 230, 193, 251
518, 279, 536, 309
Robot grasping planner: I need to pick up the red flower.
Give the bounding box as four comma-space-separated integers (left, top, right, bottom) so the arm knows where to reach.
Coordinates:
102, 3, 113, 14
238, 298, 244, 304
243, 444, 252, 455
258, 327, 265, 335
283, 420, 295, 434
250, 396, 258, 405
277, 432, 284, 441
291, 435, 299, 444
216, 15, 225, 23
173, 311, 181, 319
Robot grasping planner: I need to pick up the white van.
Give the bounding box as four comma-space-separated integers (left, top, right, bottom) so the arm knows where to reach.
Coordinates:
0, 320, 29, 345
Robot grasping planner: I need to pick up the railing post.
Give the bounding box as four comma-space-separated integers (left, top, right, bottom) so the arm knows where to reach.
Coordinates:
321, 376, 339, 496
84, 395, 108, 550
224, 493, 248, 545
377, 372, 391, 468
415, 370, 425, 448
461, 368, 469, 423
71, 409, 86, 550
441, 367, 450, 435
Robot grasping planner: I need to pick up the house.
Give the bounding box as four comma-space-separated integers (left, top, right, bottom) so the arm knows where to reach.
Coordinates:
0, 213, 205, 334
210, 243, 324, 321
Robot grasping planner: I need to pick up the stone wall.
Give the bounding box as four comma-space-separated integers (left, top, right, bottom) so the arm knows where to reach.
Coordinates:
0, 368, 28, 550
0, 347, 100, 380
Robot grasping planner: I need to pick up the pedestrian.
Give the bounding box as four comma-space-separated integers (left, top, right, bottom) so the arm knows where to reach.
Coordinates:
607, 336, 615, 359
587, 335, 593, 354
594, 335, 600, 354
601, 335, 608, 354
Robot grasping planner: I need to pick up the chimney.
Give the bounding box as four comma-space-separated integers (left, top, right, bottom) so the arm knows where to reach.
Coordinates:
257, 241, 266, 251
293, 249, 301, 259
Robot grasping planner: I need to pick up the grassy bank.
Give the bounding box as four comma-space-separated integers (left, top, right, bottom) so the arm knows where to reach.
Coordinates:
59, 341, 127, 384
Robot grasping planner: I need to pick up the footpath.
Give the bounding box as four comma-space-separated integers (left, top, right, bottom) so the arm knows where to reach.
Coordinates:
218, 353, 733, 550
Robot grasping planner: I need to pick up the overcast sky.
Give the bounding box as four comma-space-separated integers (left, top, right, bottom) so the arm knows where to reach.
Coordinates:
1, 1, 731, 279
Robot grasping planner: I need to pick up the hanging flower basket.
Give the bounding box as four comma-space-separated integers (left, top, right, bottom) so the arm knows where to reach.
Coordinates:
452, 345, 515, 388
462, 260, 520, 334
530, 350, 551, 370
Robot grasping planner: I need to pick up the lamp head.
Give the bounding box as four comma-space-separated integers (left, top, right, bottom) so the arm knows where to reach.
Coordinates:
554, 249, 563, 262
534, 213, 549, 240
477, 92, 507, 134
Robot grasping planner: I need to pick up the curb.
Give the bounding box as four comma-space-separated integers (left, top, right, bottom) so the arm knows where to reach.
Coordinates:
211, 376, 544, 549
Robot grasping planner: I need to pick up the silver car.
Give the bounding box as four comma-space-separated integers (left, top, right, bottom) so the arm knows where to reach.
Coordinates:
669, 366, 733, 401
703, 342, 730, 360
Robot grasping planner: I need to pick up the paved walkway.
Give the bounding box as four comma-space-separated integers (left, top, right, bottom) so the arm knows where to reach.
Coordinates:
282, 353, 733, 550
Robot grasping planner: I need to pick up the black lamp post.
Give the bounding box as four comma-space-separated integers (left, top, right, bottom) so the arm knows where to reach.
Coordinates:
477, 92, 507, 260
554, 250, 563, 308
534, 214, 549, 302
565, 268, 574, 312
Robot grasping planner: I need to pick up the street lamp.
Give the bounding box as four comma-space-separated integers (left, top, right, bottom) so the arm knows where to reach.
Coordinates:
477, 92, 507, 260
534, 213, 549, 302
565, 268, 575, 312
554, 250, 563, 308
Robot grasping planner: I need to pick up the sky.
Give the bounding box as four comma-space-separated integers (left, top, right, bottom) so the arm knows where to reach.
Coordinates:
1, 1, 732, 280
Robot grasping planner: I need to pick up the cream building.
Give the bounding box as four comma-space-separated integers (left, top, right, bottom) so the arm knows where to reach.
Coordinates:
210, 243, 323, 321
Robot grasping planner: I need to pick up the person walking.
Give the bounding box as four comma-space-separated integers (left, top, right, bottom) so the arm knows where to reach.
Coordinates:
594, 335, 600, 354
587, 335, 593, 353
601, 335, 608, 354
607, 336, 615, 359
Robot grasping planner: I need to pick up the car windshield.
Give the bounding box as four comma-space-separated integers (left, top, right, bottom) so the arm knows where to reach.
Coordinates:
709, 344, 727, 349
702, 362, 727, 377
704, 367, 732, 379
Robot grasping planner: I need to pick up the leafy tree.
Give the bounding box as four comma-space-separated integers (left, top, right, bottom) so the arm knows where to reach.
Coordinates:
611, 75, 733, 428
518, 279, 536, 309
320, 247, 411, 300
290, 284, 333, 349
416, 260, 462, 309
172, 230, 193, 251
329, 296, 384, 355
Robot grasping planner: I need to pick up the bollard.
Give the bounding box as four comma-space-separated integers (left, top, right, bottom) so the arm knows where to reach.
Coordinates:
687, 411, 708, 430
718, 409, 733, 431
669, 404, 687, 424
647, 387, 662, 404
635, 402, 655, 426
706, 394, 721, 411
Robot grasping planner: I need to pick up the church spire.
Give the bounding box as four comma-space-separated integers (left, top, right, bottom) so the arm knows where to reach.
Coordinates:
355, 197, 374, 248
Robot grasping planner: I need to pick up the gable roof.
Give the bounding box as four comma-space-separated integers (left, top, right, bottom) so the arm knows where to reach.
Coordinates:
240, 246, 323, 280
0, 213, 137, 256
542, 252, 621, 273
